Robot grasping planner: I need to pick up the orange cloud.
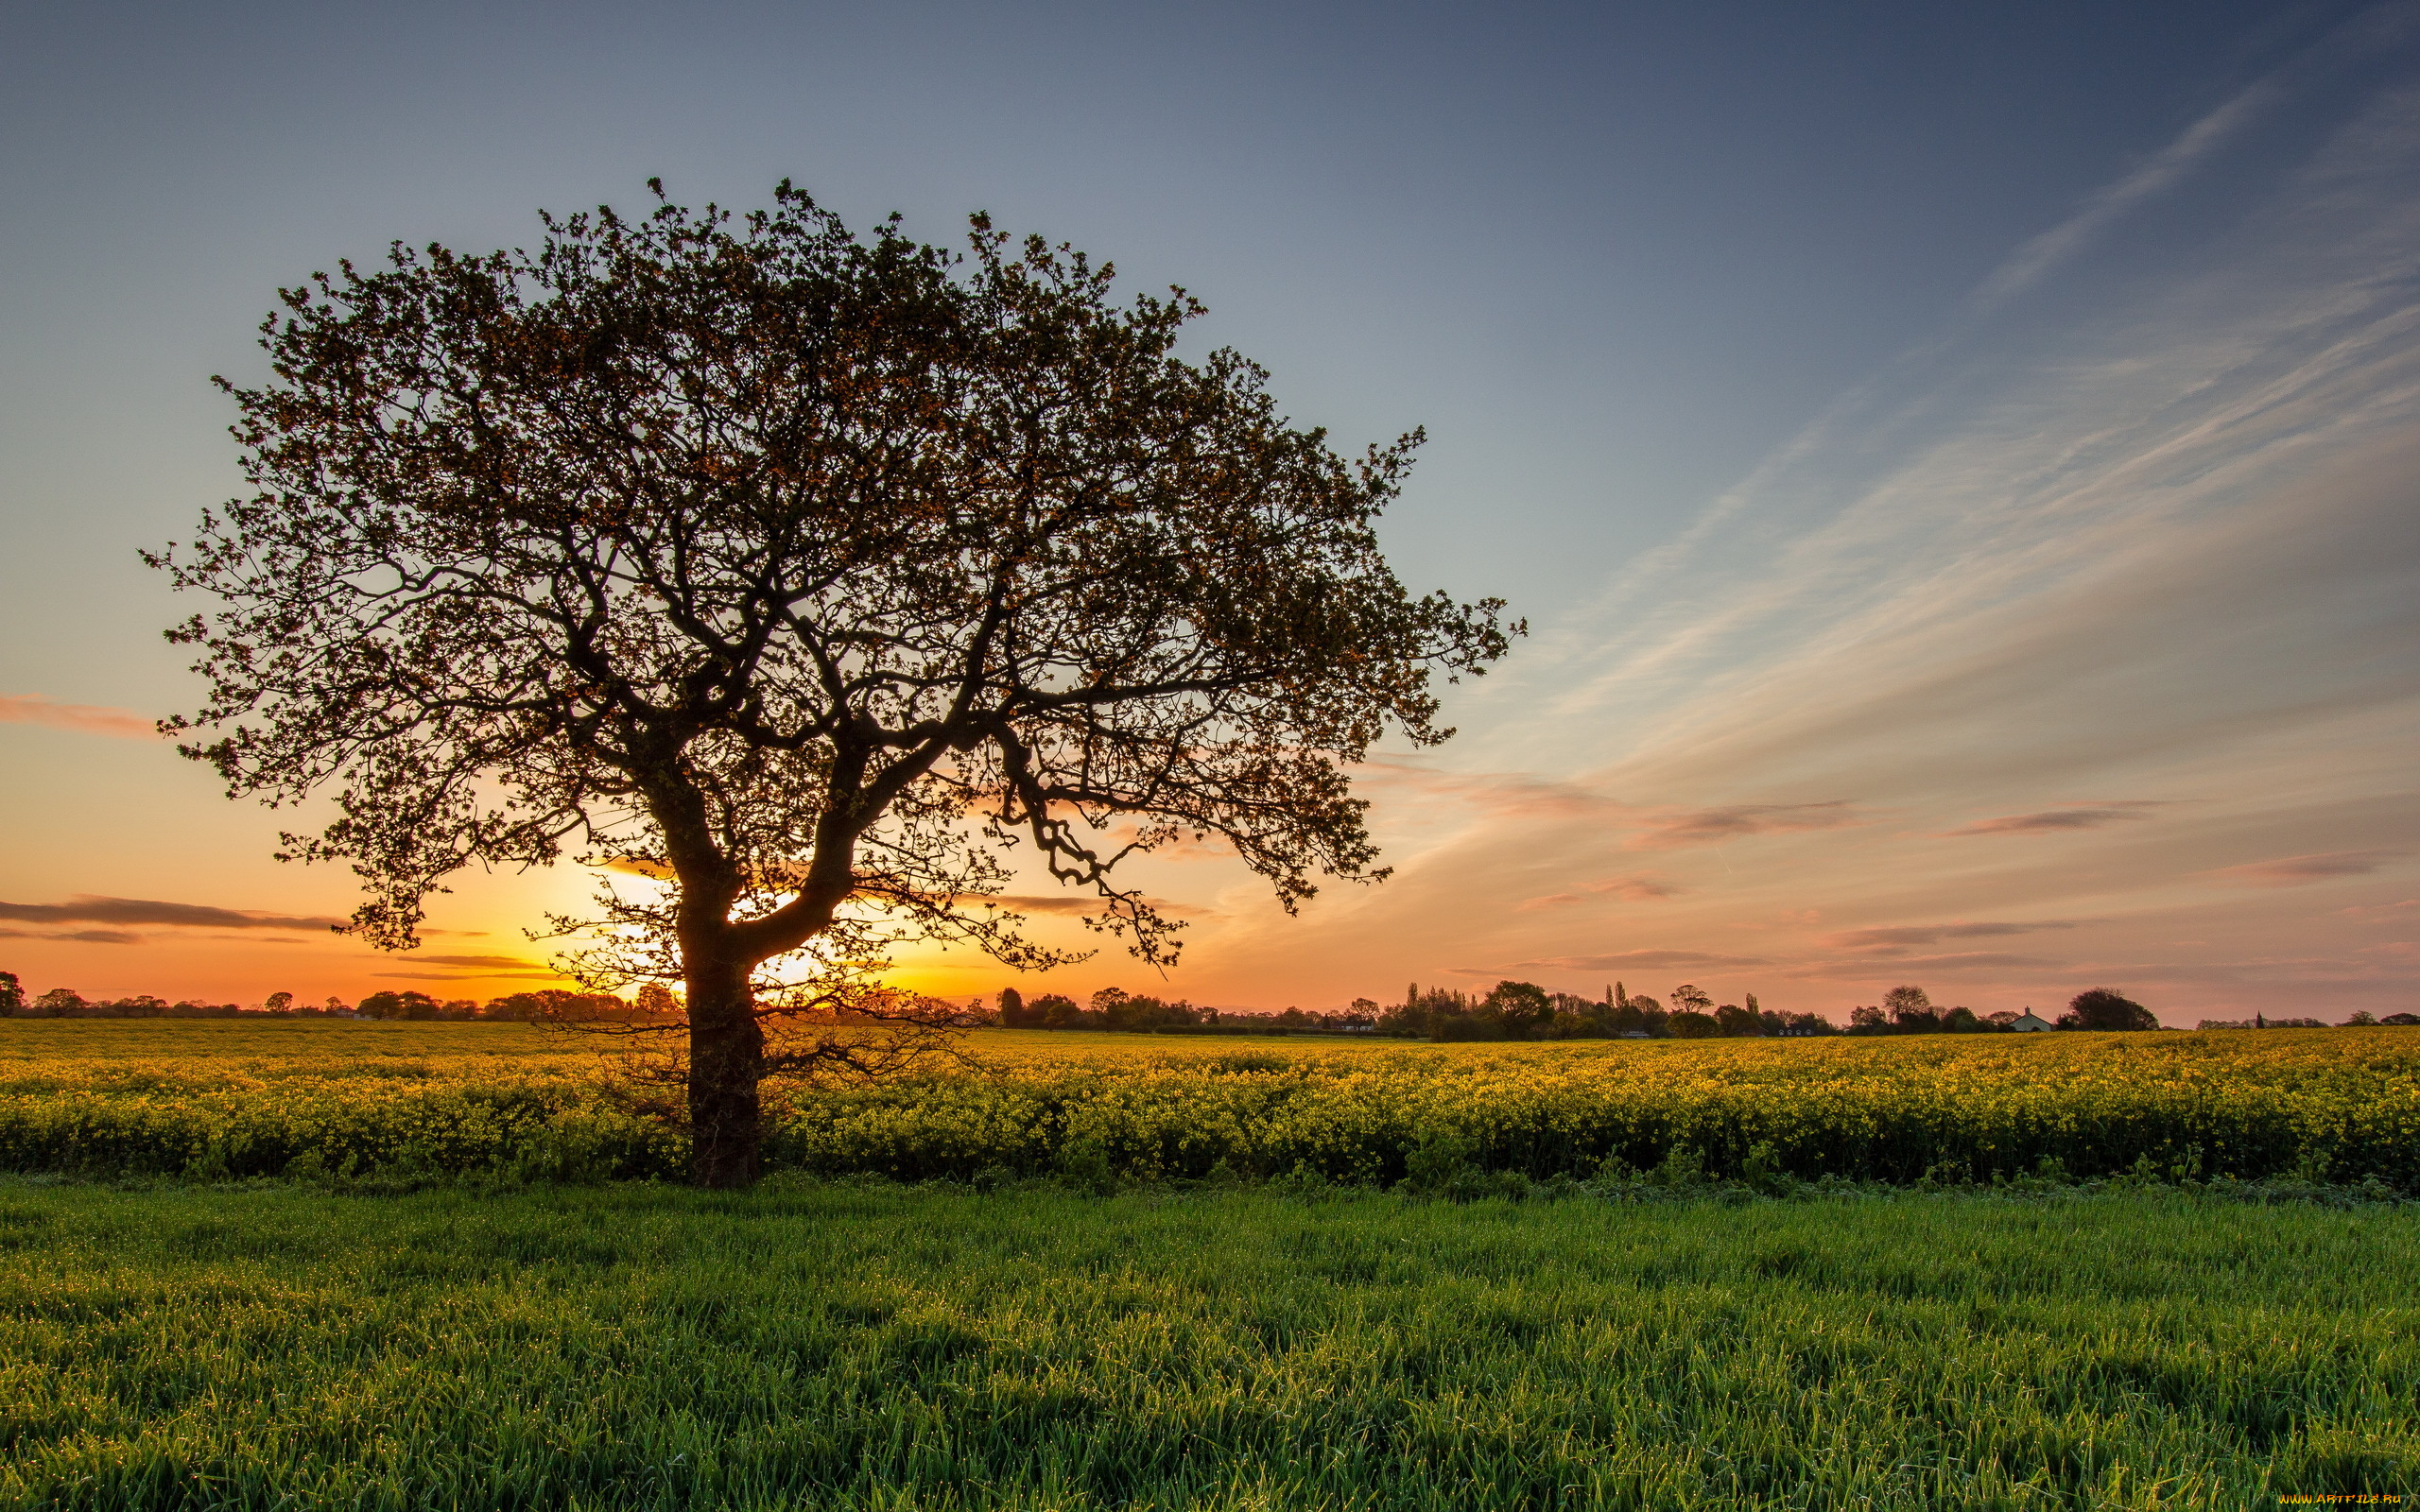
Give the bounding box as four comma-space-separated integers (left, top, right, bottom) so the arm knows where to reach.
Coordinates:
370, 952, 568, 981
1352, 758, 1630, 821
1473, 949, 1771, 972
0, 895, 347, 940
2207, 850, 2403, 887
989, 893, 1214, 919
2339, 899, 2420, 921
1628, 801, 1864, 849
1794, 950, 2068, 974
0, 927, 142, 945
0, 695, 155, 739
1518, 875, 1682, 910
1938, 802, 2164, 836
1821, 919, 2079, 954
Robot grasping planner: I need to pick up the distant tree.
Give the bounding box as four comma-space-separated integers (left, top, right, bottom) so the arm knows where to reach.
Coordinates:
633, 983, 681, 1018
1100, 992, 1199, 1030
1376, 989, 1428, 1038
1421, 986, 1498, 1040
1714, 1002, 1762, 1037
1342, 997, 1379, 1028
0, 971, 21, 1017
2343, 1009, 2377, 1026
1880, 985, 1938, 1032
1381, 985, 1474, 1040
32, 988, 86, 1018
1031, 993, 1083, 1029
1985, 1010, 2019, 1029
2058, 988, 2157, 1032
475, 988, 646, 1022
1621, 993, 1667, 1037
358, 989, 441, 1021
1848, 1005, 1887, 1034
2382, 1012, 2420, 1026
996, 987, 1028, 1027
154, 182, 1512, 1186
1542, 991, 1599, 1038
263, 990, 295, 1015
1483, 980, 1553, 1039
1669, 984, 1715, 1017
1666, 1009, 1720, 1039
1940, 1005, 1983, 1033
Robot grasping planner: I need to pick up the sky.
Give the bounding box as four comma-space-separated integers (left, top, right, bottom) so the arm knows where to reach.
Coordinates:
2, 1, 2415, 1022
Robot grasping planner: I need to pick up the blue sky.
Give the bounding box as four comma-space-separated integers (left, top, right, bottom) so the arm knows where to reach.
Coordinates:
3, 1, 2414, 1018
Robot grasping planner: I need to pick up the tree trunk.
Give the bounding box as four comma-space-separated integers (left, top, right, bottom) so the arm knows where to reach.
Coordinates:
685, 957, 765, 1188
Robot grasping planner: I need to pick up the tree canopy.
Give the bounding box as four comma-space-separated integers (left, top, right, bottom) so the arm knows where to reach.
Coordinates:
155, 182, 1513, 1185
2060, 988, 2158, 1032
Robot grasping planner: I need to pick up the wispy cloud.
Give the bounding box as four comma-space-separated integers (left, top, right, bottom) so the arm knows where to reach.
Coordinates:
1200, 50, 2420, 1020
400, 954, 555, 969
1353, 759, 1628, 822
1478, 949, 1771, 973
991, 893, 1212, 919
1518, 875, 1681, 910
1968, 81, 2280, 311
2341, 898, 2420, 920
2207, 850, 2404, 887
1822, 920, 2079, 953
1939, 803, 2166, 837
1844, 951, 2068, 972
0, 695, 155, 740
371, 952, 571, 982
1628, 801, 1866, 850
0, 896, 346, 932
0, 927, 142, 945
373, 970, 565, 981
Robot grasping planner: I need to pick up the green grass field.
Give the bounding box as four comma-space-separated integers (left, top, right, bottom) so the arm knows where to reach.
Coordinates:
1, 1023, 2412, 1507
0, 1177, 2412, 1510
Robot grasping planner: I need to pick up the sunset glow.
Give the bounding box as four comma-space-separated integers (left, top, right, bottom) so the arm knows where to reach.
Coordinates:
4, 3, 2415, 1024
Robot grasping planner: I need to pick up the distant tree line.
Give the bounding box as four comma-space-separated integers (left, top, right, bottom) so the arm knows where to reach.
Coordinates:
4, 968, 2408, 1034
0, 973, 672, 1022
2199, 1009, 2418, 1028
992, 987, 1376, 1036
982, 978, 2413, 1040
1845, 986, 2163, 1033
1369, 981, 1833, 1041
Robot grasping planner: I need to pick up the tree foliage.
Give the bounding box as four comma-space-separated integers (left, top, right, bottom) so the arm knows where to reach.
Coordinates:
153, 181, 1512, 1184
2060, 988, 2158, 1032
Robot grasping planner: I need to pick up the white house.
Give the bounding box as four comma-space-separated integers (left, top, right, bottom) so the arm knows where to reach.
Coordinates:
2009, 1008, 2054, 1033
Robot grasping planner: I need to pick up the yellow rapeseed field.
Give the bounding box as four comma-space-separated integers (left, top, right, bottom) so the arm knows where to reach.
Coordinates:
1, 1020, 2412, 1188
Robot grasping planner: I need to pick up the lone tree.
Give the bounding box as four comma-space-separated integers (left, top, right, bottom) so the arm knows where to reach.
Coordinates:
153, 182, 1513, 1186
2059, 988, 2158, 1032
